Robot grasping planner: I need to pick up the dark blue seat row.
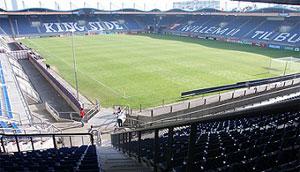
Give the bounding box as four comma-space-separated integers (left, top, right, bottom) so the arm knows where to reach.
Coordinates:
0, 14, 299, 47
121, 110, 300, 171
0, 145, 99, 172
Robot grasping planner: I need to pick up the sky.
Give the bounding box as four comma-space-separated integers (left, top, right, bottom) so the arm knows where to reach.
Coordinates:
0, 0, 291, 11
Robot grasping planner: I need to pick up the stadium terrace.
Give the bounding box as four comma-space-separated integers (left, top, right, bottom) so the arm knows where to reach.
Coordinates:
179, 25, 240, 37
179, 25, 300, 44
251, 31, 300, 44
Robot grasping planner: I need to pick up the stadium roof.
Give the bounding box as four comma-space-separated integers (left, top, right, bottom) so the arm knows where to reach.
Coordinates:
0, 7, 298, 13
233, 0, 300, 5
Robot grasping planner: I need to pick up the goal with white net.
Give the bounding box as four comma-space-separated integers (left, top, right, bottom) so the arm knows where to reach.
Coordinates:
268, 57, 300, 76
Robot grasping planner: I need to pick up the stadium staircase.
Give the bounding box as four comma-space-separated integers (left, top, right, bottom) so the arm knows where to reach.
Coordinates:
98, 146, 152, 172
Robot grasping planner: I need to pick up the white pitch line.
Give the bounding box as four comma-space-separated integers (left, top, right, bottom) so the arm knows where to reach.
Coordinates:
26, 39, 127, 98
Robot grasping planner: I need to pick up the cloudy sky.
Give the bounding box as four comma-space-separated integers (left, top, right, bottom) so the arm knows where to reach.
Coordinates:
0, 0, 282, 11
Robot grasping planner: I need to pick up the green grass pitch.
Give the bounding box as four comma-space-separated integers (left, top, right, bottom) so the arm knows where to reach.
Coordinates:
21, 34, 300, 109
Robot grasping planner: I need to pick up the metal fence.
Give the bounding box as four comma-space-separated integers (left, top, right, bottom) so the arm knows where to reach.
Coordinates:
135, 77, 300, 118
0, 133, 94, 153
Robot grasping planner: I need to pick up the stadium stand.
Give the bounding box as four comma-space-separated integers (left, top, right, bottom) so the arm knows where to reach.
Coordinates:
0, 3, 300, 172
0, 133, 99, 172
112, 99, 300, 171
165, 15, 300, 47
0, 8, 299, 50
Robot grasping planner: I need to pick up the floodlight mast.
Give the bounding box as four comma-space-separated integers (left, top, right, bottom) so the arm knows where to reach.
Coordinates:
71, 29, 79, 101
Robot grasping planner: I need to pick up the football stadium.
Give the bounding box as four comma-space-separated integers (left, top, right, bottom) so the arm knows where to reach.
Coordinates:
0, 0, 300, 171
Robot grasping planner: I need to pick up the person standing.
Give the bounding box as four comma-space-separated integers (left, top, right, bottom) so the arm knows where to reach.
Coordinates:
80, 107, 85, 127
117, 113, 123, 127
46, 64, 50, 70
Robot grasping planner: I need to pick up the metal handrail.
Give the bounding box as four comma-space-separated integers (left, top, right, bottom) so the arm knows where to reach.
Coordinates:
31, 112, 62, 133
0, 127, 47, 134
5, 52, 33, 124
112, 95, 300, 135
83, 103, 100, 121
0, 116, 19, 123
0, 132, 94, 153
136, 80, 300, 127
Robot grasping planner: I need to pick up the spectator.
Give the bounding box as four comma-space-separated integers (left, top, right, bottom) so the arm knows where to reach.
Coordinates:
88, 125, 94, 133
46, 63, 50, 70
114, 106, 125, 127
80, 107, 85, 127
117, 113, 123, 127
114, 106, 121, 115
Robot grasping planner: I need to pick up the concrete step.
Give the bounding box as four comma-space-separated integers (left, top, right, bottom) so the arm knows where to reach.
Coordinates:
98, 146, 152, 172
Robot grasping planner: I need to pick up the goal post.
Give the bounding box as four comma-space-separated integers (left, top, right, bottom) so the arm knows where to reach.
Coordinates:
268, 57, 300, 76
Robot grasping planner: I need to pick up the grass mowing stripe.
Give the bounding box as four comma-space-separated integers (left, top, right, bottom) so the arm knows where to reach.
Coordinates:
25, 38, 125, 98
21, 34, 300, 108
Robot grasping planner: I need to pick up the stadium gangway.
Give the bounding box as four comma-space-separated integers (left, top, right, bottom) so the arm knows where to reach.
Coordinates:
0, 133, 94, 153
181, 72, 300, 97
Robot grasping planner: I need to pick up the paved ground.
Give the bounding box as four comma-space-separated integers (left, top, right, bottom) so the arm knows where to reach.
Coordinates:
89, 108, 117, 132
8, 42, 21, 51
18, 59, 74, 113
61, 108, 118, 146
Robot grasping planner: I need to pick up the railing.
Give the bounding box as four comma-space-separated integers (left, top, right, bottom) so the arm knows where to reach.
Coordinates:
0, 112, 61, 135
181, 72, 300, 97
0, 109, 22, 125
30, 112, 62, 133
124, 117, 145, 128
83, 102, 100, 122
5, 52, 33, 124
89, 128, 102, 146
0, 133, 94, 153
135, 77, 300, 118
21, 90, 41, 104
7, 50, 28, 60
0, 127, 50, 135
137, 82, 300, 128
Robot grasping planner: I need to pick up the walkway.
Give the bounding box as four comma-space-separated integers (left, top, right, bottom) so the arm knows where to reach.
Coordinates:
18, 59, 74, 113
